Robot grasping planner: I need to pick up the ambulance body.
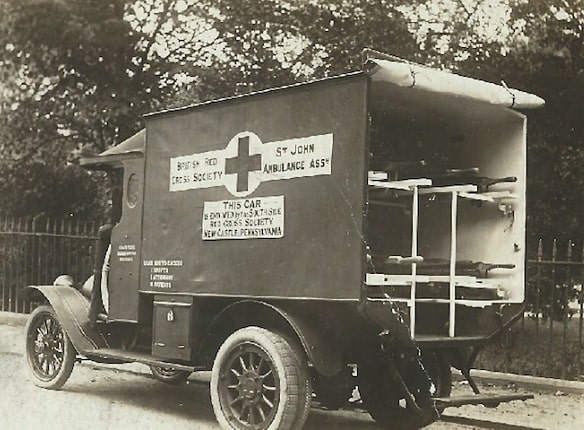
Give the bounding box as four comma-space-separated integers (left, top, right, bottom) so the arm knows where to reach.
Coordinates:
23, 52, 543, 430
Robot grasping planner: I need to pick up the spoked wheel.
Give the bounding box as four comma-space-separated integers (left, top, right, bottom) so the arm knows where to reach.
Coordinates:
149, 365, 190, 385
358, 355, 438, 430
25, 305, 76, 389
210, 327, 311, 430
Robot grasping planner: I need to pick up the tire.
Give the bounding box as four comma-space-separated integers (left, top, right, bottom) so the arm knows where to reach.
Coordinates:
313, 368, 354, 410
210, 327, 311, 430
420, 351, 451, 414
421, 351, 452, 398
280, 333, 313, 427
149, 365, 191, 385
25, 305, 76, 390
358, 356, 437, 430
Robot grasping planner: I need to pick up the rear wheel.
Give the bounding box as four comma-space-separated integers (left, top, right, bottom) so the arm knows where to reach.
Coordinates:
313, 367, 355, 410
149, 365, 190, 385
25, 305, 76, 390
358, 355, 438, 430
422, 351, 452, 398
210, 327, 311, 430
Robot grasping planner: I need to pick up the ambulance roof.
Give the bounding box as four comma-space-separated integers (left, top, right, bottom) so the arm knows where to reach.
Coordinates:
80, 129, 145, 169
144, 53, 543, 121
82, 52, 543, 164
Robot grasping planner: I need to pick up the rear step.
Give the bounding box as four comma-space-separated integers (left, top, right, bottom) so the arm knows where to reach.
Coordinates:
435, 393, 534, 408
84, 348, 204, 372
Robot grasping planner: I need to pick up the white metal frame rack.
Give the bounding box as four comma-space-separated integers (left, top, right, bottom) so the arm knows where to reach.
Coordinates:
367, 174, 516, 337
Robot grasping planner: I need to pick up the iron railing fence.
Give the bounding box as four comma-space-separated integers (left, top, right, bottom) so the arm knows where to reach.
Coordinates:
0, 216, 583, 379
476, 239, 584, 380
0, 215, 98, 313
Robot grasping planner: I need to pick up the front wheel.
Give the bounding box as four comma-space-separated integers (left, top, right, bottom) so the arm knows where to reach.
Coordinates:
210, 327, 311, 430
25, 305, 76, 389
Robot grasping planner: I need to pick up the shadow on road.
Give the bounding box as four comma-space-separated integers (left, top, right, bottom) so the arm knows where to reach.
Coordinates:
442, 415, 544, 430
63, 366, 377, 430
65, 370, 217, 424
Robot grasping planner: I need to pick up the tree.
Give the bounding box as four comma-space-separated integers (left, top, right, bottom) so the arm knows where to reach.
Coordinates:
0, 0, 173, 159
0, 0, 212, 218
0, 0, 426, 219
400, 0, 584, 242
454, 0, 584, 242
183, 0, 421, 98
1, 0, 583, 239
508, 0, 584, 242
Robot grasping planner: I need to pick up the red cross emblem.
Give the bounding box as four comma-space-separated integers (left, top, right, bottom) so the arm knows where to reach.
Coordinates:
225, 136, 262, 193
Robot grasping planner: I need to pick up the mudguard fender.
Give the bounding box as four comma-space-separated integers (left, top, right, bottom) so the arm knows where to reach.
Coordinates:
201, 300, 343, 377
276, 303, 343, 376
358, 300, 418, 354
22, 285, 109, 354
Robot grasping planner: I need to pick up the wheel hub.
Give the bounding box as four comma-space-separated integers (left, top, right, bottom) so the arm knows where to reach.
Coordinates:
30, 316, 65, 377
240, 372, 262, 402
35, 334, 46, 350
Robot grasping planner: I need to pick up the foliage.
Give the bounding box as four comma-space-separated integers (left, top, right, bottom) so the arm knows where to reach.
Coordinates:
0, 0, 198, 218
419, 0, 584, 241
1, 0, 584, 241
0, 0, 173, 158
0, 0, 424, 218
525, 278, 580, 322
0, 159, 107, 220
514, 0, 584, 242
476, 316, 584, 380
190, 0, 421, 96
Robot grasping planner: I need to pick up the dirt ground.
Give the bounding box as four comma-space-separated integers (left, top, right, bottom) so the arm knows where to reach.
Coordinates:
1, 323, 583, 430
436, 381, 584, 429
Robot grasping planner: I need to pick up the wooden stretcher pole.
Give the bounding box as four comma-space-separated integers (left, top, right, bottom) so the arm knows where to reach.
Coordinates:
449, 192, 458, 337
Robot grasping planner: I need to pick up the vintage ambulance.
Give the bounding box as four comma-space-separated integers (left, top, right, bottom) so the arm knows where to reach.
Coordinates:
22, 50, 544, 430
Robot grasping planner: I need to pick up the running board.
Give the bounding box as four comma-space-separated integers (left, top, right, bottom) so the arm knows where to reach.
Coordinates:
84, 348, 205, 372
435, 393, 533, 408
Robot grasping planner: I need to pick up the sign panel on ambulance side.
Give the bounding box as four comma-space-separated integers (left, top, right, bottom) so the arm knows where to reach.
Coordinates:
202, 196, 284, 240
169, 131, 333, 197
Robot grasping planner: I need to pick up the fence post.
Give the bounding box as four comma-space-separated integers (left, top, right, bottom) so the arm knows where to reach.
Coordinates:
43, 218, 51, 301
580, 241, 584, 378
548, 239, 557, 368
51, 218, 57, 283
535, 239, 543, 336
60, 219, 66, 280
563, 240, 573, 379
1, 215, 6, 311
1, 216, 5, 311
8, 218, 15, 313
75, 218, 81, 282
67, 219, 73, 281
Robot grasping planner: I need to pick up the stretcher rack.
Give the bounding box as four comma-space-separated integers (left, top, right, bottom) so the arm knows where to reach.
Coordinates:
367, 172, 518, 338
370, 258, 515, 278
372, 161, 518, 190
368, 175, 429, 336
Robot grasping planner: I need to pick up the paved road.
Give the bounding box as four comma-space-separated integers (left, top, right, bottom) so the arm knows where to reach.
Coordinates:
1, 324, 583, 430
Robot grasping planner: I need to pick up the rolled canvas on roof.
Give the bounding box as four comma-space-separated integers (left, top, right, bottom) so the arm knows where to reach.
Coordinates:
366, 59, 545, 109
